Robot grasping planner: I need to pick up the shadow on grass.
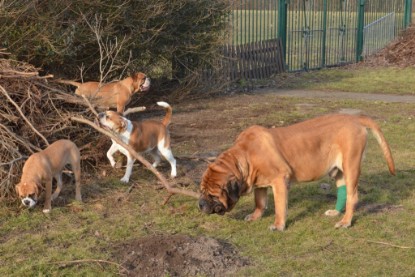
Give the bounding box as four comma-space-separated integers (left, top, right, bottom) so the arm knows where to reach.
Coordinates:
228, 169, 414, 229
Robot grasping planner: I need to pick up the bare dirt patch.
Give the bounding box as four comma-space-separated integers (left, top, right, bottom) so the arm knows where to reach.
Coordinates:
112, 234, 250, 277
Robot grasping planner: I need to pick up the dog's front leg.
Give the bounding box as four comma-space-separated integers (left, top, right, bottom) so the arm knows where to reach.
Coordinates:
120, 151, 135, 183
245, 187, 268, 221
106, 143, 118, 167
269, 178, 289, 231
43, 179, 53, 213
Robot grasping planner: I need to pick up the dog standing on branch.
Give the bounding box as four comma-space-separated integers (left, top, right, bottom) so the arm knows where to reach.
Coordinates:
198, 114, 395, 231
57, 72, 150, 113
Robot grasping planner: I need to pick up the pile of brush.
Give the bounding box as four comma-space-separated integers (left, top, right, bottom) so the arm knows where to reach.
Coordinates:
0, 57, 107, 198
365, 26, 415, 67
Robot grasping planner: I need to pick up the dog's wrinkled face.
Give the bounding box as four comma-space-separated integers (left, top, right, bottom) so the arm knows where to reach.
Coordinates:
198, 164, 241, 215
98, 111, 126, 133
15, 182, 40, 208
132, 72, 151, 93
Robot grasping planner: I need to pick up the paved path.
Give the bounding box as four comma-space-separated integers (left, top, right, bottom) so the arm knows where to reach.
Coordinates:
258, 89, 415, 103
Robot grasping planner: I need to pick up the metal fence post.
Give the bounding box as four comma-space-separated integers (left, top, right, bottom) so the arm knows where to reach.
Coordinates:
356, 0, 365, 63
404, 0, 413, 27
278, 0, 288, 68
321, 0, 328, 67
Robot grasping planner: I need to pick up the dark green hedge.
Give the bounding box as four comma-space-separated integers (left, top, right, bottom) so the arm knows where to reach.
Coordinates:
0, 0, 230, 86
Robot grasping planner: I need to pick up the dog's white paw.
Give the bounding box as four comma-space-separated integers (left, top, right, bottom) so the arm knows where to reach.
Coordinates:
335, 220, 351, 229
269, 224, 285, 232
324, 209, 340, 217
120, 176, 129, 183
43, 209, 51, 214
244, 214, 254, 221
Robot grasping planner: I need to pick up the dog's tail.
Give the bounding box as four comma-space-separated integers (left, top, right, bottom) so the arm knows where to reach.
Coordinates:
157, 101, 172, 126
55, 79, 82, 88
358, 115, 395, 175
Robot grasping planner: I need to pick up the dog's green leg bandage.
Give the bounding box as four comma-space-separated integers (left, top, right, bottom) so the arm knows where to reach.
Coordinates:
335, 185, 347, 212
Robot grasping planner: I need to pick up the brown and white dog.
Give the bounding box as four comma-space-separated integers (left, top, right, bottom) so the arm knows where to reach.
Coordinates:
58, 72, 151, 113
15, 139, 82, 213
198, 114, 395, 231
98, 102, 177, 183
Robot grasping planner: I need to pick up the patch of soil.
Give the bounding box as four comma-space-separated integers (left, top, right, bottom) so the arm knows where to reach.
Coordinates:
112, 234, 250, 277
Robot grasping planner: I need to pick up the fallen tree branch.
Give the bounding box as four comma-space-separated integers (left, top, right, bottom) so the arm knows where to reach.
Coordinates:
365, 240, 415, 249
70, 116, 201, 200
49, 258, 128, 272
0, 85, 49, 146
123, 106, 146, 116
0, 156, 27, 167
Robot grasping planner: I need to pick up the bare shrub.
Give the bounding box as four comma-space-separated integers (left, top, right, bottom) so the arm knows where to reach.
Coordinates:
0, 58, 100, 198
0, 0, 231, 96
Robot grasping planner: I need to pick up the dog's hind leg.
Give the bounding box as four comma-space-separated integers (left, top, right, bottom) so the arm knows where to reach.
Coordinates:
158, 146, 177, 178
43, 178, 53, 213
335, 154, 363, 228
324, 170, 345, 217
149, 149, 162, 168
51, 173, 63, 201
72, 162, 82, 202
70, 148, 82, 202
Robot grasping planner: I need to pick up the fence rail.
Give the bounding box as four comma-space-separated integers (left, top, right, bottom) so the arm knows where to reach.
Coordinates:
201, 0, 412, 87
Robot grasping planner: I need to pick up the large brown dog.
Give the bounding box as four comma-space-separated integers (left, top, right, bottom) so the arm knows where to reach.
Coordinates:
58, 72, 150, 113
198, 114, 395, 231
15, 139, 82, 213
98, 101, 177, 183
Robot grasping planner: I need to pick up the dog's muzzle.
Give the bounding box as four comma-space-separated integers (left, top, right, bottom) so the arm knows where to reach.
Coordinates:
21, 197, 37, 208
198, 197, 226, 215
140, 77, 151, 91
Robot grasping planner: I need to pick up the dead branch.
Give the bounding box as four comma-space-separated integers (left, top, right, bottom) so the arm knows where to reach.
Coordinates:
365, 240, 415, 249
0, 156, 27, 167
0, 85, 49, 146
81, 95, 99, 118
70, 116, 201, 200
49, 259, 128, 272
123, 106, 146, 116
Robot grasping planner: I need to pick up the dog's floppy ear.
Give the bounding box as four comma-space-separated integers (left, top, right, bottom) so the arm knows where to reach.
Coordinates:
115, 118, 127, 133
225, 179, 240, 204
15, 183, 21, 196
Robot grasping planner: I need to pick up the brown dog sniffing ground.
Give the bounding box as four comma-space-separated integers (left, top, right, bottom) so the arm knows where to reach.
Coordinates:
198, 114, 395, 231
15, 139, 82, 213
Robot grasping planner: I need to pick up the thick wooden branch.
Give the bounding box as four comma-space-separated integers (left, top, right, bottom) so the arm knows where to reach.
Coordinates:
70, 116, 201, 200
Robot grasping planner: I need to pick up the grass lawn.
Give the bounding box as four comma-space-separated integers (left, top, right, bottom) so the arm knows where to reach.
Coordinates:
273, 65, 415, 95
1, 67, 415, 276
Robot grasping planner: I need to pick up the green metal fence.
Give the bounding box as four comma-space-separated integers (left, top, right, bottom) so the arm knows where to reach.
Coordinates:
230, 0, 413, 72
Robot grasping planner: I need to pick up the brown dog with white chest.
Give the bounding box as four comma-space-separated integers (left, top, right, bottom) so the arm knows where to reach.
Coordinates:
58, 72, 150, 113
198, 114, 395, 231
98, 101, 177, 183
15, 139, 82, 213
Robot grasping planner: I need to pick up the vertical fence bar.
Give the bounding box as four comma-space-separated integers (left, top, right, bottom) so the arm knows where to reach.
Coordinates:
278, 0, 288, 66
356, 0, 365, 62
321, 0, 327, 67
404, 0, 413, 27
